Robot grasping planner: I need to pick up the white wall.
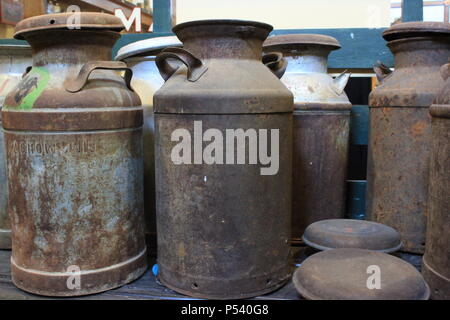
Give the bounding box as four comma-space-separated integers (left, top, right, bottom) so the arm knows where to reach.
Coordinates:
175, 0, 391, 29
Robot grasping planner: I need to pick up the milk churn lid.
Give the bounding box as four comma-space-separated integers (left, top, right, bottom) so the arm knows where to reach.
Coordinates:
293, 248, 430, 300
302, 219, 402, 253
115, 36, 182, 61
383, 21, 450, 41
14, 12, 124, 39
263, 34, 341, 50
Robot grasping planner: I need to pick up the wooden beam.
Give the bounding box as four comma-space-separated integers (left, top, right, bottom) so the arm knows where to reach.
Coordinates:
58, 0, 152, 27
272, 28, 393, 69
402, 0, 424, 22
153, 0, 173, 33
23, 0, 46, 18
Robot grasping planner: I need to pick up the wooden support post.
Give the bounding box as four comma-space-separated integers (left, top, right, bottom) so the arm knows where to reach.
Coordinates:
402, 0, 424, 22
23, 0, 46, 18
153, 0, 173, 33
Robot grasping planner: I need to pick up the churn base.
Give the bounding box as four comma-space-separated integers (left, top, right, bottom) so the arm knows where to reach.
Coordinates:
422, 258, 450, 300
158, 266, 291, 300
0, 229, 11, 250
10, 248, 148, 297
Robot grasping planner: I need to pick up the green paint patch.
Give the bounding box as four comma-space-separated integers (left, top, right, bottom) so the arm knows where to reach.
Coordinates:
3, 67, 50, 110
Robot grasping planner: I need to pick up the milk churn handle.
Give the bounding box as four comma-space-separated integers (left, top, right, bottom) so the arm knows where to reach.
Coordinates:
440, 63, 450, 80
64, 61, 133, 93
22, 66, 33, 78
263, 52, 287, 79
156, 47, 208, 82
373, 61, 393, 83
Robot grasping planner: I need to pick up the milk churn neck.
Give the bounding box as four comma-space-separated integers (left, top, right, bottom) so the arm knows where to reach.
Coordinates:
382, 22, 450, 70
172, 19, 273, 60
263, 34, 340, 74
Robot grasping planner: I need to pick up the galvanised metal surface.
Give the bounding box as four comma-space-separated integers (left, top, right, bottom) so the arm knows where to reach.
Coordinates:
115, 37, 182, 248
422, 62, 450, 300
1, 13, 147, 296
263, 34, 351, 243
293, 248, 430, 300
0, 44, 31, 250
154, 20, 293, 299
368, 22, 450, 254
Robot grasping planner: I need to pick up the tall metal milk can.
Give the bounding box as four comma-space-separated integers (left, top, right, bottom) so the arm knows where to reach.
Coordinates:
368, 22, 450, 254
422, 61, 450, 300
153, 20, 293, 299
0, 44, 31, 249
264, 34, 351, 243
1, 13, 147, 296
115, 36, 181, 247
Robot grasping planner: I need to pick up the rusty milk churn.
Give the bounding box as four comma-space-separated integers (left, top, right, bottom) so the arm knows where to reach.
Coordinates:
263, 34, 351, 243
0, 44, 31, 250
1, 13, 147, 296
115, 36, 182, 246
154, 20, 293, 299
422, 61, 450, 300
367, 22, 450, 254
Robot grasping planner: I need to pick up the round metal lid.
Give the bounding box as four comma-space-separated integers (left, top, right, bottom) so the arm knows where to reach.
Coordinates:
264, 34, 341, 50
115, 36, 182, 61
383, 21, 450, 41
293, 248, 430, 300
173, 19, 273, 33
14, 12, 124, 39
302, 219, 402, 253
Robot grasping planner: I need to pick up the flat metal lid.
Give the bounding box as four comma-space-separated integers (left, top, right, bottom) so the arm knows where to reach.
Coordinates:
383, 21, 450, 41
293, 248, 430, 300
264, 34, 341, 50
14, 13, 124, 39
173, 19, 273, 33
115, 36, 182, 61
302, 219, 402, 253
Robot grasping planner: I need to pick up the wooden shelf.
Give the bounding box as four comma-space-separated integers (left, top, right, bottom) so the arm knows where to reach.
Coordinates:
63, 0, 152, 28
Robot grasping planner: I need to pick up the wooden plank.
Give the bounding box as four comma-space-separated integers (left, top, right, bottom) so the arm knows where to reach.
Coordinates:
272, 28, 393, 69
0, 38, 27, 45
153, 0, 173, 33
59, 0, 152, 27
402, 0, 424, 22
350, 105, 369, 146
23, 0, 46, 19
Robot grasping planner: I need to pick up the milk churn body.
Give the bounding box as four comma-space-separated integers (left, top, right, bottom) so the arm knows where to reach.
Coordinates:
422, 63, 450, 300
115, 37, 181, 247
367, 22, 450, 254
154, 20, 293, 299
0, 45, 31, 249
264, 35, 351, 243
2, 13, 147, 296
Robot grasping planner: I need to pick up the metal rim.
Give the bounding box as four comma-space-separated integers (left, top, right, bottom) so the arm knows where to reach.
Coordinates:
173, 19, 273, 33
301, 235, 403, 253
264, 34, 341, 50
14, 12, 124, 40
115, 36, 182, 61
383, 21, 450, 41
